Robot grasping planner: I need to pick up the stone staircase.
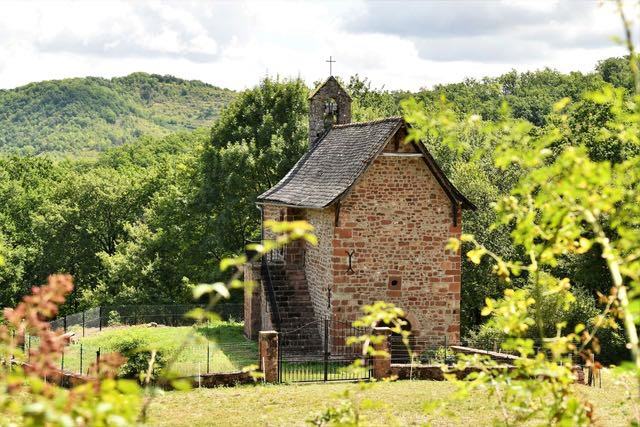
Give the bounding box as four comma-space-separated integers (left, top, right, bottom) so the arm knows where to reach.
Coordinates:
264, 262, 323, 355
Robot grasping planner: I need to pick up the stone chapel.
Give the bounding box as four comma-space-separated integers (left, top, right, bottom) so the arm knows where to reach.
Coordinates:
244, 76, 475, 351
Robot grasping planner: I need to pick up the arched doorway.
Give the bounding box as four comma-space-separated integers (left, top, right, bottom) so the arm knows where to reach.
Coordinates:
380, 318, 413, 364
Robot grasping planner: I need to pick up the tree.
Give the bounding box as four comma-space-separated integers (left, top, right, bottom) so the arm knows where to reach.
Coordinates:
403, 43, 640, 422
199, 77, 309, 256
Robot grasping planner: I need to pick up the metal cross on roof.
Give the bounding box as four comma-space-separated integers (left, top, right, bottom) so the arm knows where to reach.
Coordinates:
326, 56, 336, 76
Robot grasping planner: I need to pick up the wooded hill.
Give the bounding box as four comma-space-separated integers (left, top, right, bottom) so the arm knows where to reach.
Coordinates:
0, 57, 636, 365
0, 72, 236, 156
0, 57, 631, 156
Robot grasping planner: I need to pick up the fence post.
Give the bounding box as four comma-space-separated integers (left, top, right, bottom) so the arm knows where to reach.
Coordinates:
63, 316, 67, 333
259, 330, 279, 383
444, 335, 448, 364
79, 344, 83, 375
207, 343, 210, 374
61, 349, 64, 372
96, 348, 101, 375
323, 318, 329, 382
372, 327, 391, 380
99, 307, 102, 331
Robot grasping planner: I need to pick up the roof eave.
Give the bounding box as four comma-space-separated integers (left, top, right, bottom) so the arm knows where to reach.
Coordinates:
255, 199, 327, 209
412, 141, 477, 211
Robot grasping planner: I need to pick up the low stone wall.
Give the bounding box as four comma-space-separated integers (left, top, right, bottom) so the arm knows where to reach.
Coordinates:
17, 360, 258, 389
450, 345, 519, 364
390, 364, 507, 381
15, 361, 93, 388
391, 363, 585, 385
193, 371, 256, 388
60, 370, 257, 390
57, 371, 92, 387
160, 371, 257, 389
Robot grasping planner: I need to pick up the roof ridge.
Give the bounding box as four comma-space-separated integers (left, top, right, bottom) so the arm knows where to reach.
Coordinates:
308, 76, 351, 100
332, 116, 403, 128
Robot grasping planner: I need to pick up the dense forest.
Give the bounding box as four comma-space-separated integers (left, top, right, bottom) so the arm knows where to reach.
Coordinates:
0, 57, 636, 362
0, 73, 235, 156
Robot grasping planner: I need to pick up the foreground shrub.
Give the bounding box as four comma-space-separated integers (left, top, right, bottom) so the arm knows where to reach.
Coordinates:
112, 336, 166, 381
0, 274, 142, 425
465, 286, 628, 365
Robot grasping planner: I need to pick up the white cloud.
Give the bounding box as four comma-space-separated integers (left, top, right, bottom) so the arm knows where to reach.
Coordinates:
0, 0, 632, 91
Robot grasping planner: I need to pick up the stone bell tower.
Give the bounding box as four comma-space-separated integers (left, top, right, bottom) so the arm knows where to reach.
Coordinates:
308, 76, 351, 145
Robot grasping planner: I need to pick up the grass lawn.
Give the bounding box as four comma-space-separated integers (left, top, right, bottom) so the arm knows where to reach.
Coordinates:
53, 321, 257, 376
147, 371, 637, 426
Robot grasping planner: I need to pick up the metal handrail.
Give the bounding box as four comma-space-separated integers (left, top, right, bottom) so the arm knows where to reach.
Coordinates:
245, 238, 283, 331
261, 257, 282, 331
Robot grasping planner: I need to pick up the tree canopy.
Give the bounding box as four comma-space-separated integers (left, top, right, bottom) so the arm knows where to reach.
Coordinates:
0, 73, 235, 156
0, 58, 637, 342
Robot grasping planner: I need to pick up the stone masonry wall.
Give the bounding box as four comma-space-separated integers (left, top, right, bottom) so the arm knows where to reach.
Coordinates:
262, 205, 283, 242
309, 77, 352, 145
261, 205, 305, 266
330, 150, 462, 347
304, 207, 335, 323
243, 262, 262, 339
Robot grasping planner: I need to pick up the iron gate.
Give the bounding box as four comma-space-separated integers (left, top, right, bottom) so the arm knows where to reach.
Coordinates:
278, 319, 372, 383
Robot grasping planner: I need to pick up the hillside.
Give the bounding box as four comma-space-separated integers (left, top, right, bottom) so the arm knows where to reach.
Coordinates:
0, 73, 236, 156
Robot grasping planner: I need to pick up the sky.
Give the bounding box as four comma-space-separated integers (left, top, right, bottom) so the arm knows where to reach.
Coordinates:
0, 0, 632, 91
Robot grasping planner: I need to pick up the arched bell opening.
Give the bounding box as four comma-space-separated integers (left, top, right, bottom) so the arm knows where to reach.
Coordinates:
323, 97, 338, 130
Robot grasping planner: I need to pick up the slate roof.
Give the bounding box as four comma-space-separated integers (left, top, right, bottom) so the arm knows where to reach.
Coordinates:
257, 117, 475, 210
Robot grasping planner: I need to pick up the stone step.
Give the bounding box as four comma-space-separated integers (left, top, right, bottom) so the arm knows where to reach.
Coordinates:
274, 300, 315, 306
274, 302, 315, 308
261, 263, 323, 354
271, 284, 309, 289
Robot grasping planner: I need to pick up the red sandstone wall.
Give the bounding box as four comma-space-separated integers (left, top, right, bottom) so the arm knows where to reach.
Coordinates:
330, 154, 462, 346
304, 207, 335, 322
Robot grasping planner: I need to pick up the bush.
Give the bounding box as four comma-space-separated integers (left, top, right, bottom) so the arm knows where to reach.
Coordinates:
464, 285, 629, 365
108, 310, 122, 326
465, 326, 506, 351
419, 346, 455, 364
112, 336, 165, 381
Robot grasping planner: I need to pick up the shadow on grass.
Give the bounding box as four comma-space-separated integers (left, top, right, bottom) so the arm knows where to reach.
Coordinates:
195, 322, 258, 369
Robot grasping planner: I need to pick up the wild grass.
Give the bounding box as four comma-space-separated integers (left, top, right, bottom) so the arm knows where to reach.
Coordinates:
53, 321, 257, 376
147, 370, 637, 426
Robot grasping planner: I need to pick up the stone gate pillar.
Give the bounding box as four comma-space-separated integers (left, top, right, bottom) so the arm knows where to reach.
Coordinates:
243, 262, 262, 340
259, 330, 279, 383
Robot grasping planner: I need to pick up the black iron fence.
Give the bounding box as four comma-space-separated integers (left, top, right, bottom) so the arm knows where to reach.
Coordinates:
389, 336, 455, 365
278, 319, 372, 383
22, 335, 257, 378
50, 304, 244, 336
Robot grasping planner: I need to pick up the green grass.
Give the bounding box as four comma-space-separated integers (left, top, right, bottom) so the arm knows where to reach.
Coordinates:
54, 321, 257, 376
146, 371, 636, 426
